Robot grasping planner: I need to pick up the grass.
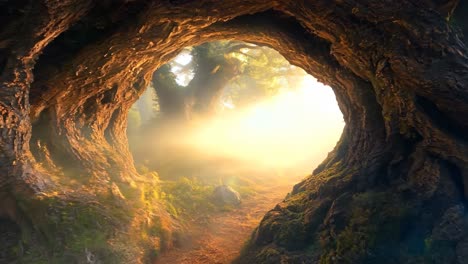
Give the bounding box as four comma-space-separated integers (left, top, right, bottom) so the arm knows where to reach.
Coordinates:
11, 169, 173, 264
158, 174, 257, 218
15, 194, 134, 263
5, 158, 261, 264
160, 176, 216, 217
136, 162, 258, 217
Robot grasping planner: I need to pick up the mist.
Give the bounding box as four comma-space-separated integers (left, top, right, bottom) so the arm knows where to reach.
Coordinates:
129, 74, 343, 182
125, 41, 345, 263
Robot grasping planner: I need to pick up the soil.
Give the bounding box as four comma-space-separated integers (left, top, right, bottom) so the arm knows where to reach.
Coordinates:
155, 179, 295, 264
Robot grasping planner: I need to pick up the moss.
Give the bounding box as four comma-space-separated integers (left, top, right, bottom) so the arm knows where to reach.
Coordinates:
320, 206, 376, 264
276, 218, 307, 250
159, 176, 218, 217
320, 191, 410, 263
255, 247, 282, 264
11, 177, 168, 264
284, 192, 307, 213
14, 196, 125, 263
10, 166, 260, 263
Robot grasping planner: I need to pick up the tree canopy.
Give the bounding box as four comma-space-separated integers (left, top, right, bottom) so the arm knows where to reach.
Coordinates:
150, 40, 308, 119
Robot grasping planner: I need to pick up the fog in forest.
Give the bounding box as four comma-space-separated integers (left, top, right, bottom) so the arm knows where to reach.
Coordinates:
125, 43, 344, 261
130, 77, 342, 180
128, 42, 343, 185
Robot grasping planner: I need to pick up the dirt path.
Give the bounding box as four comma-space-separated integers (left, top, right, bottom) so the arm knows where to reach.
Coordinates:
156, 180, 294, 264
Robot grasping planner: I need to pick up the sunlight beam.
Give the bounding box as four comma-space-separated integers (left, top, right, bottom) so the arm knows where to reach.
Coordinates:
182, 75, 344, 175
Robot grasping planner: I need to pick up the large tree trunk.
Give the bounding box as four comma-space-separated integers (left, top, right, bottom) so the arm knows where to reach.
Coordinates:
0, 0, 467, 263
0, 0, 91, 196
152, 65, 189, 119
152, 42, 240, 120
188, 43, 241, 116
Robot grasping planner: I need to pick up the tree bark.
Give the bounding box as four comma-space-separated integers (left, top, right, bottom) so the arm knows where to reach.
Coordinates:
0, 0, 467, 262
0, 0, 92, 195
152, 65, 188, 119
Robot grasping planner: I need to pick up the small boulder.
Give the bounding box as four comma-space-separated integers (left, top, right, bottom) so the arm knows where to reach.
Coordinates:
212, 185, 241, 205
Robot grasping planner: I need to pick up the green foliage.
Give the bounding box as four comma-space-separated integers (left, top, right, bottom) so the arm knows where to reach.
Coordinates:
15, 195, 134, 263
151, 40, 309, 115
276, 218, 307, 250
13, 170, 167, 264
223, 43, 306, 107
138, 168, 258, 220
159, 177, 216, 217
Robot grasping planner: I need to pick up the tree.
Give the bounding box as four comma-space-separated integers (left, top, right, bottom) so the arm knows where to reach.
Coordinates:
151, 40, 307, 120
152, 41, 245, 120
223, 46, 305, 107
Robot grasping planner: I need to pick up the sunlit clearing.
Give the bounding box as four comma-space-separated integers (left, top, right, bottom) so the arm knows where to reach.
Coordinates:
129, 42, 345, 180
180, 75, 344, 176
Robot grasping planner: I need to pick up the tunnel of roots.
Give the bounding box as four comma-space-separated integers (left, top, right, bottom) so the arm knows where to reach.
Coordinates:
127, 41, 344, 217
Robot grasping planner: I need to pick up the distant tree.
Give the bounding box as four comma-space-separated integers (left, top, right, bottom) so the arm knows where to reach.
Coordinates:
151, 40, 308, 119
152, 41, 246, 119
223, 45, 305, 108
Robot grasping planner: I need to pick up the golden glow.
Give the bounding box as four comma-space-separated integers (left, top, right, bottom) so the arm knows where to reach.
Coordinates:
178, 75, 344, 176
173, 51, 192, 66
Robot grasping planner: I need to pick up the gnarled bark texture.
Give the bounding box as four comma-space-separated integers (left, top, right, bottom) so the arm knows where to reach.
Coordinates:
1, 0, 467, 263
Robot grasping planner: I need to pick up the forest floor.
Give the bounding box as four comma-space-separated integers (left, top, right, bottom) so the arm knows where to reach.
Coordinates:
155, 178, 295, 264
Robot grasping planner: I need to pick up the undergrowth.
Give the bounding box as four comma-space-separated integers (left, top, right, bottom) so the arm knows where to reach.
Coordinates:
7, 165, 258, 263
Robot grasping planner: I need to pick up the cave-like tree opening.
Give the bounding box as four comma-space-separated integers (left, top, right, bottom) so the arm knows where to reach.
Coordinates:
125, 41, 344, 262
127, 41, 344, 180
0, 1, 467, 263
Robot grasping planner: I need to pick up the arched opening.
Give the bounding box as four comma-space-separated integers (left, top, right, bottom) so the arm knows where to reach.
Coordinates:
1, 1, 467, 264
126, 41, 344, 261
128, 41, 344, 177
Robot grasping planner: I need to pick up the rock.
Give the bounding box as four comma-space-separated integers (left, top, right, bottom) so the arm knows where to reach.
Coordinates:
212, 185, 241, 205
